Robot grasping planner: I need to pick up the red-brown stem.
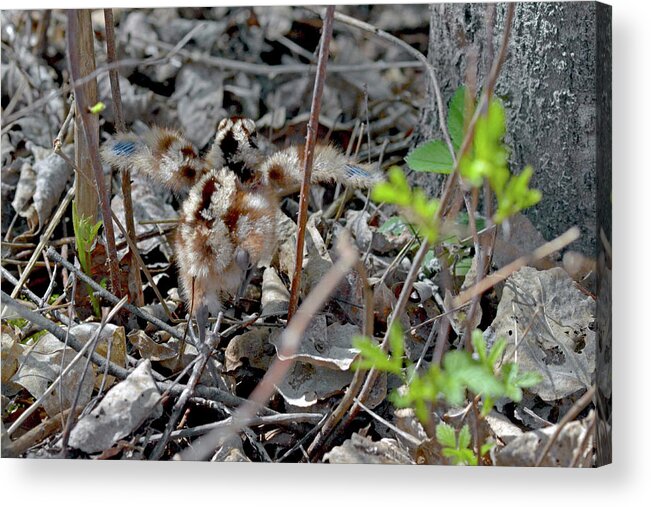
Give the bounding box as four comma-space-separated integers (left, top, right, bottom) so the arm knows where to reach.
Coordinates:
103, 9, 124, 132
67, 10, 122, 296
103, 8, 143, 306
287, 5, 336, 321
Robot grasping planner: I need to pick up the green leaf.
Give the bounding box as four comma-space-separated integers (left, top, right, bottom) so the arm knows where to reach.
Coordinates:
463, 449, 478, 466
515, 371, 543, 389
406, 140, 454, 174
481, 395, 494, 418
447, 86, 467, 151
89, 101, 106, 114
471, 330, 487, 363
494, 165, 542, 223
486, 99, 506, 140
353, 337, 390, 371
480, 441, 495, 456
435, 422, 457, 448
453, 256, 473, 277
458, 424, 472, 450
487, 338, 507, 367
372, 166, 411, 205
378, 216, 407, 235
460, 365, 505, 399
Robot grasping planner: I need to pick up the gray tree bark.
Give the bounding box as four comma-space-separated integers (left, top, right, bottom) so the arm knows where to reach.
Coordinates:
418, 1, 611, 466
417, 2, 610, 257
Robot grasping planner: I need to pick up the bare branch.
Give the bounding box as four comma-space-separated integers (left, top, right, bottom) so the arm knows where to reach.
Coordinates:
287, 6, 336, 320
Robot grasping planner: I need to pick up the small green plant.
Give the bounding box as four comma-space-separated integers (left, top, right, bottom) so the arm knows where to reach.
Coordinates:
458, 99, 541, 223
7, 318, 27, 329
436, 422, 494, 466
362, 87, 544, 464
372, 167, 440, 243
355, 327, 541, 422
353, 326, 541, 464
404, 86, 541, 225
72, 201, 103, 317
406, 86, 468, 174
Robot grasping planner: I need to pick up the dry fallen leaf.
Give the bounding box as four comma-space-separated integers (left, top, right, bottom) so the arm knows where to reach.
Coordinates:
490, 266, 596, 401
173, 63, 226, 148
324, 433, 413, 464
225, 326, 276, 372
11, 148, 73, 232
128, 329, 178, 363
69, 323, 127, 390
68, 360, 162, 454
12, 332, 96, 417
1, 325, 23, 383
270, 316, 361, 371
494, 412, 594, 467
275, 361, 353, 408
260, 267, 290, 318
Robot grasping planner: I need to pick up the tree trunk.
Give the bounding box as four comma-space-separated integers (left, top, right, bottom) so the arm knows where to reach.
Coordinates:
419, 1, 611, 466
417, 2, 611, 258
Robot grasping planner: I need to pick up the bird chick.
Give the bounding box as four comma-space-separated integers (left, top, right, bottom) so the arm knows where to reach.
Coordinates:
174, 168, 276, 330
205, 117, 264, 187
101, 116, 384, 334
101, 127, 207, 196
259, 142, 383, 196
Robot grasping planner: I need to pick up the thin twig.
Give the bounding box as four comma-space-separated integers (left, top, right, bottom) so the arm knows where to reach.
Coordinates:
59, 297, 128, 456
435, 3, 515, 222
2, 26, 419, 130
55, 143, 173, 320
353, 397, 422, 447
146, 413, 323, 443
2, 290, 130, 402
341, 239, 430, 419
287, 6, 336, 320
53, 96, 75, 152
5, 296, 126, 437
569, 410, 596, 468
110, 208, 174, 322
1, 266, 72, 325
102, 9, 124, 132
308, 238, 431, 461
45, 247, 181, 339
149, 313, 223, 460
2, 22, 204, 128
130, 31, 422, 77
5, 407, 83, 458
315, 7, 455, 159
304, 257, 373, 459
535, 385, 596, 467
277, 412, 330, 463
1, 290, 271, 412
427, 4, 517, 367
104, 8, 142, 307
34, 10, 52, 58
454, 227, 580, 307
9, 186, 75, 298
462, 189, 482, 350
